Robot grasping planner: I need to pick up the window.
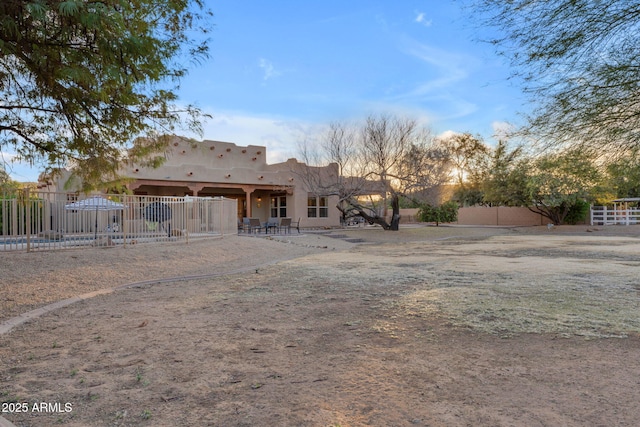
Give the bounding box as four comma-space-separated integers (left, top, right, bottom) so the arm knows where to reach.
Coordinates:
319, 196, 328, 217
307, 195, 329, 218
270, 196, 287, 217
307, 196, 317, 217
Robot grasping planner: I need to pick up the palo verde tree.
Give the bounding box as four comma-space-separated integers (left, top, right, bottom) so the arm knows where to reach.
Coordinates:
481, 140, 526, 206
298, 114, 452, 231
604, 149, 640, 199
437, 132, 490, 206
0, 0, 212, 190
487, 148, 604, 225
468, 0, 640, 156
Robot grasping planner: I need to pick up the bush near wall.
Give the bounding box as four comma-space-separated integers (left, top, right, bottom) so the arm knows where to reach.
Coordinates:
564, 200, 590, 225
417, 201, 458, 225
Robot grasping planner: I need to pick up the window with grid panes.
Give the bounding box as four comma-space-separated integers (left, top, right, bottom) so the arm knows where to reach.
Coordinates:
307, 195, 328, 218
270, 196, 287, 217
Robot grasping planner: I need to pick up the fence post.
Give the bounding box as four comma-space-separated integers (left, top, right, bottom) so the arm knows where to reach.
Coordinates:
626, 208, 630, 226
219, 197, 224, 237
23, 187, 31, 252
123, 194, 128, 247
184, 196, 189, 244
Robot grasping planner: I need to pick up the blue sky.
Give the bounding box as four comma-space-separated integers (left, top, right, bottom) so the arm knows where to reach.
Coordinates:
4, 0, 526, 182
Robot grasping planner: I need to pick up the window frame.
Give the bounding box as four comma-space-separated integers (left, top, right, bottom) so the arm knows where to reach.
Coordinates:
307, 195, 329, 218
270, 195, 287, 218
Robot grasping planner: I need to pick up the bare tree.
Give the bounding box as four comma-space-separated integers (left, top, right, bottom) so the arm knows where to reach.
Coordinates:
297, 121, 367, 225
297, 114, 452, 230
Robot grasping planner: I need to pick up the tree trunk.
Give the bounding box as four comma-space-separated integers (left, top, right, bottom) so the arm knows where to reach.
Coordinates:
389, 194, 401, 231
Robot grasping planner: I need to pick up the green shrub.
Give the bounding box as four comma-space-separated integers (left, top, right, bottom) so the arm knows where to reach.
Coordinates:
418, 201, 458, 225
564, 199, 590, 224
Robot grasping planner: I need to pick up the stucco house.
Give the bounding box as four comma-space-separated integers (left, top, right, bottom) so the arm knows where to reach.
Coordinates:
41, 136, 343, 229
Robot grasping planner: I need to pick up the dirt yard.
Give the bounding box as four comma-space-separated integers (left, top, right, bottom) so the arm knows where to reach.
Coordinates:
1, 225, 640, 426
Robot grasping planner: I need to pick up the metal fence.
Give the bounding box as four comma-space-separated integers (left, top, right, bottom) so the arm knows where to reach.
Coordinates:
1, 189, 237, 252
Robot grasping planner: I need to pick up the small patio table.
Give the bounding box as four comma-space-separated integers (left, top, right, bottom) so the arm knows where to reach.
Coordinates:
264, 218, 279, 233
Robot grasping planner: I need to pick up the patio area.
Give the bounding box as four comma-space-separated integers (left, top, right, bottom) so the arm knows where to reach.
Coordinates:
238, 217, 300, 235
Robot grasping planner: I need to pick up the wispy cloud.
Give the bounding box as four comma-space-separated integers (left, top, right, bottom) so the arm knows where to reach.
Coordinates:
397, 38, 471, 98
414, 11, 432, 27
258, 58, 281, 81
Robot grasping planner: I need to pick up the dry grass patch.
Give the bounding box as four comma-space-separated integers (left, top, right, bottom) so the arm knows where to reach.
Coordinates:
283, 234, 640, 339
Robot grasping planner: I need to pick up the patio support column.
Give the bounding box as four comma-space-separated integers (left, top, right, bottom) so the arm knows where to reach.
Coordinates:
187, 183, 205, 196
241, 185, 255, 217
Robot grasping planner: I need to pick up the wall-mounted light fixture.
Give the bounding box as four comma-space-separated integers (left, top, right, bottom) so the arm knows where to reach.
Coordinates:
257, 197, 262, 208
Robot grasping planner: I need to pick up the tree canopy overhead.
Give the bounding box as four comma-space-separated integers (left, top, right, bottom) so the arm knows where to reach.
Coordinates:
0, 0, 212, 188
469, 0, 640, 155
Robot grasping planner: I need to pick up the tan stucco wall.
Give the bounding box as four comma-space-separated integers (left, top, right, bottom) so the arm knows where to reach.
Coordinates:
457, 206, 546, 226
399, 208, 420, 223
127, 138, 291, 186
127, 137, 342, 227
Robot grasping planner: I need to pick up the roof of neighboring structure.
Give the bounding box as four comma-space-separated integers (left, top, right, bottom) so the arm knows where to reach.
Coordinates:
613, 198, 640, 202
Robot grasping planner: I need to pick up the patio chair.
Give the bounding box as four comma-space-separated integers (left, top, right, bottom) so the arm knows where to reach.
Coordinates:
291, 217, 301, 233
248, 218, 262, 233
278, 217, 292, 234
241, 217, 251, 233
265, 217, 279, 234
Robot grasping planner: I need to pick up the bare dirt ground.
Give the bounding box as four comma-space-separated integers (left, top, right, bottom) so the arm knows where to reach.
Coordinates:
2, 224, 640, 426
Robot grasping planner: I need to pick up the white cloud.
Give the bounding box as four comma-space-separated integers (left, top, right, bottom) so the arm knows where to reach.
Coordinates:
258, 58, 281, 81
187, 109, 323, 164
491, 121, 516, 140
436, 130, 461, 140
0, 151, 42, 182
414, 12, 433, 27
0, 151, 17, 163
